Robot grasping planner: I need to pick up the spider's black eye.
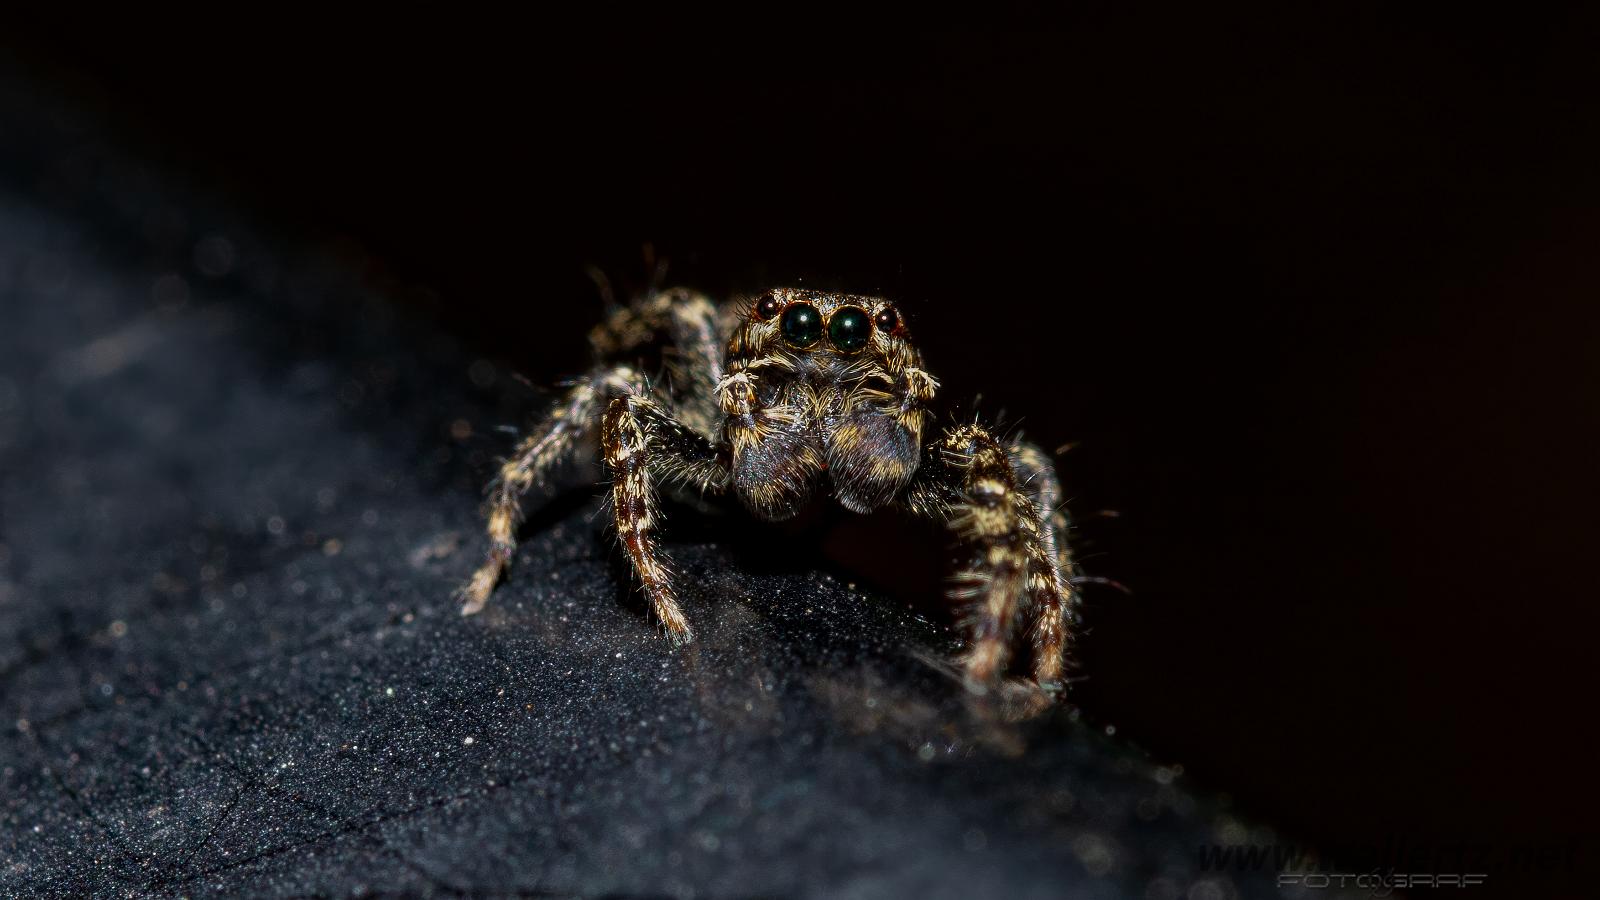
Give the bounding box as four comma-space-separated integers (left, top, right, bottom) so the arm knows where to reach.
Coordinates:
828, 306, 873, 353
874, 306, 898, 332
780, 302, 823, 348
755, 292, 782, 320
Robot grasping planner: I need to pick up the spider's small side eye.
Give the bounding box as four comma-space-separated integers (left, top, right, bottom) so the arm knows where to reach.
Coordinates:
755, 292, 782, 320
780, 302, 823, 348
874, 306, 899, 332
828, 306, 872, 353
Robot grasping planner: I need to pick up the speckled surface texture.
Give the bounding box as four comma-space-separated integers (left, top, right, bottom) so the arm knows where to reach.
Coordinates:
0, 91, 1331, 900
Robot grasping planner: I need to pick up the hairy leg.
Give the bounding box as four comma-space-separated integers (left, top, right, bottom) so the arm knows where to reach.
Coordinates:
461, 285, 729, 616
458, 365, 641, 615
903, 423, 1049, 686
601, 392, 729, 643
1010, 440, 1079, 687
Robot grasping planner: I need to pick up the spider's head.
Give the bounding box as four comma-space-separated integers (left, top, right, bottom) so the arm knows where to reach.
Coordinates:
729, 288, 931, 517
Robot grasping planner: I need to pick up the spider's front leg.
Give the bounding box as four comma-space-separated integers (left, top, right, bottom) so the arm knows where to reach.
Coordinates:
1009, 440, 1080, 688
601, 392, 729, 644
905, 424, 1075, 691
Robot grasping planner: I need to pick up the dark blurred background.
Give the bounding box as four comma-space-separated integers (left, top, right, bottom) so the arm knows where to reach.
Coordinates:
7, 13, 1597, 872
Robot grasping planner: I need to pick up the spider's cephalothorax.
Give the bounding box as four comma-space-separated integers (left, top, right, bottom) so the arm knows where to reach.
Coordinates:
722, 288, 933, 520
458, 286, 1081, 695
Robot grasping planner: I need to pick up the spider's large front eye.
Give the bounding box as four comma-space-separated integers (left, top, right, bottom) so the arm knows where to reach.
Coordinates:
780, 302, 823, 348
828, 306, 872, 353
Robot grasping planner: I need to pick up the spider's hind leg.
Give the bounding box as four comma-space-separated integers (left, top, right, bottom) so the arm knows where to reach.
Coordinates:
458, 365, 640, 615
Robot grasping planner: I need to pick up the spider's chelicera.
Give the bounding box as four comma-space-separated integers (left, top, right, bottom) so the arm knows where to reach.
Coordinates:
459, 287, 1081, 695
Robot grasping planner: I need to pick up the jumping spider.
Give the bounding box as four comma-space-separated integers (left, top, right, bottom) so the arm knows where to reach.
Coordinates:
459, 286, 1081, 694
